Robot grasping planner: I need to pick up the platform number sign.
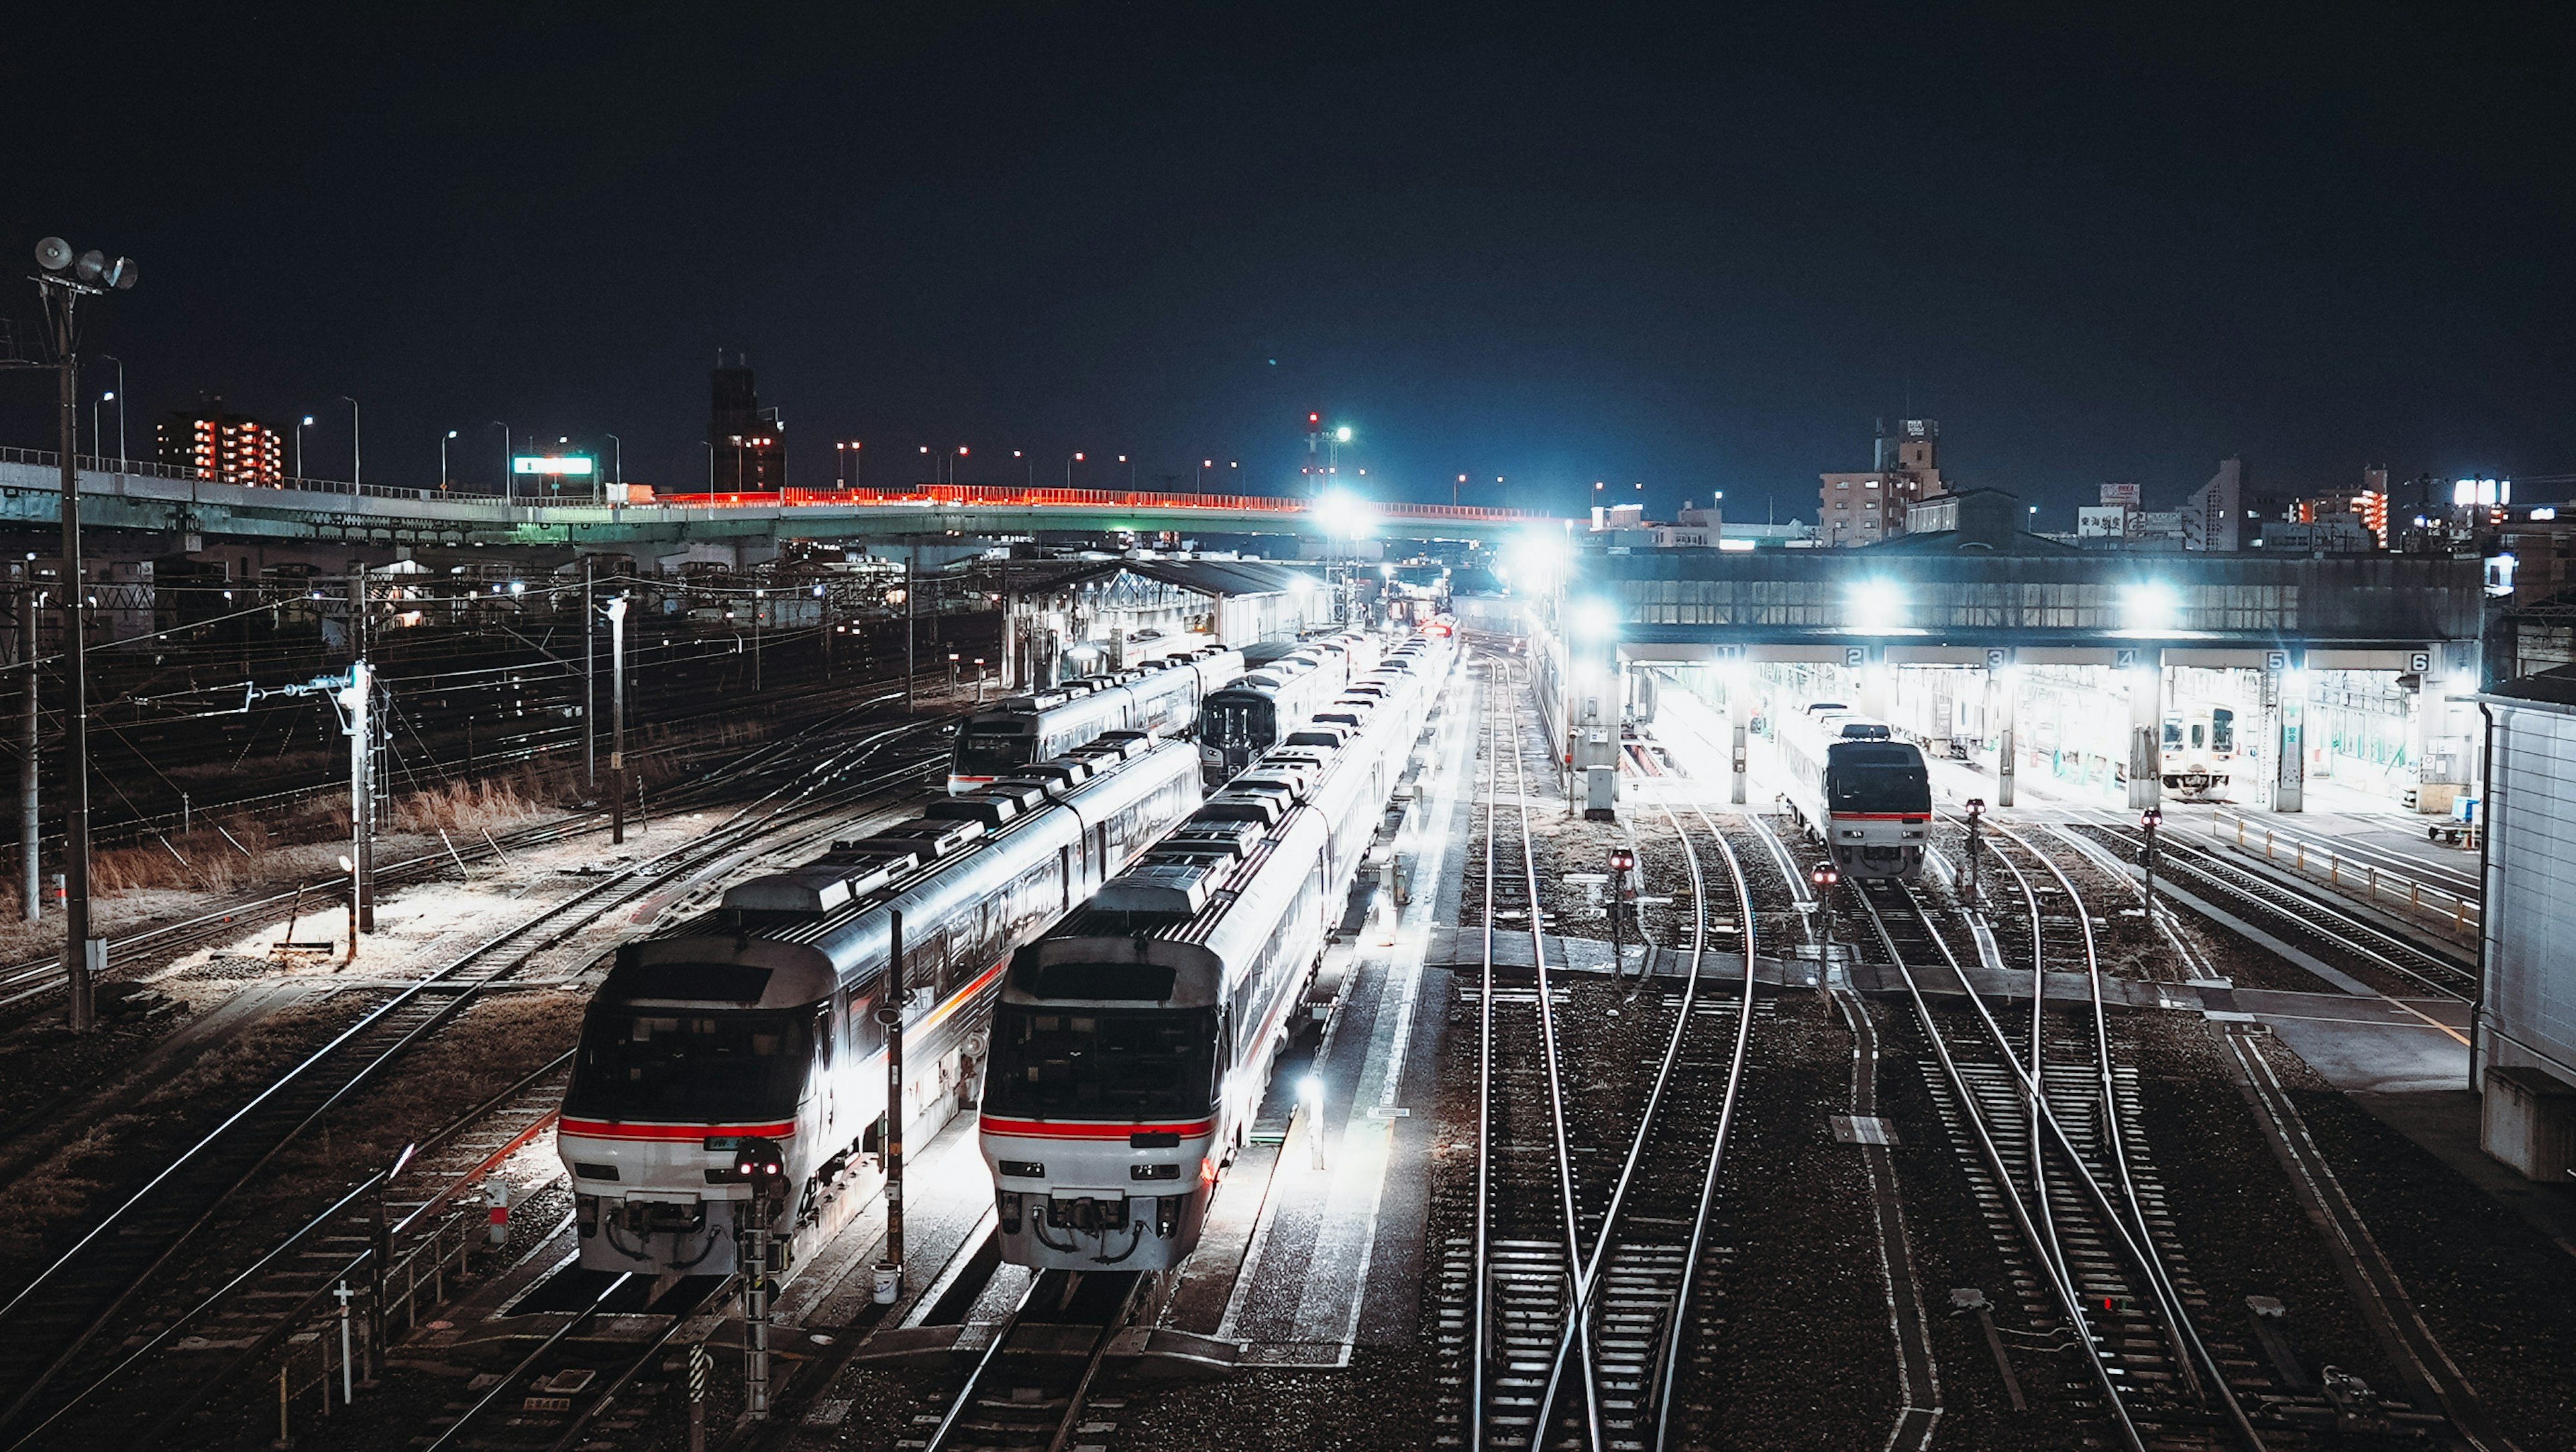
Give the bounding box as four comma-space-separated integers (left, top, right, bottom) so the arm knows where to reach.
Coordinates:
2265, 650, 2288, 674
1844, 646, 1866, 668
1984, 647, 2009, 670
2114, 647, 2140, 670
2408, 651, 2432, 675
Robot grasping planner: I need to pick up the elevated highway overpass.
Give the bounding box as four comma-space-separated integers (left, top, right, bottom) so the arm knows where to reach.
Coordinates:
0, 452, 1555, 558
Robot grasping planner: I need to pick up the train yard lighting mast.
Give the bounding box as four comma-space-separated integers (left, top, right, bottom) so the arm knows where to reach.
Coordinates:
21, 238, 136, 1032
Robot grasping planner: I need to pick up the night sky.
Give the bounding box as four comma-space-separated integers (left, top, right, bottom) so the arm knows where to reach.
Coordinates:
5, 4, 2569, 525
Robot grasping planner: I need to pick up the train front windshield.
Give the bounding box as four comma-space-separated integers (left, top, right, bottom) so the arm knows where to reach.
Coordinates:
1826, 744, 1931, 813
987, 1004, 1217, 1119
1201, 698, 1270, 754
566, 1005, 814, 1123
955, 726, 1035, 776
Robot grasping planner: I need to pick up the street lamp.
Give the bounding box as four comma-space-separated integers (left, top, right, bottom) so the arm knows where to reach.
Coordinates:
603, 433, 621, 496
338, 396, 360, 491
296, 415, 315, 481
441, 429, 458, 488
1067, 450, 1085, 488
97, 353, 124, 471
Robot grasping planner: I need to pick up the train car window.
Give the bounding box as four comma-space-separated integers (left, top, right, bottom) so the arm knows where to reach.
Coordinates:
1029, 961, 1177, 1000
985, 1006, 1218, 1117
2161, 720, 2184, 750
815, 1005, 835, 1068
565, 1004, 813, 1122
2210, 709, 2235, 753
605, 962, 771, 1004
956, 727, 1033, 776
2191, 724, 2206, 749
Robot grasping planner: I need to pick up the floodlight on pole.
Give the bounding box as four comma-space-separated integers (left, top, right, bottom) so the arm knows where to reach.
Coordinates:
24, 236, 138, 1033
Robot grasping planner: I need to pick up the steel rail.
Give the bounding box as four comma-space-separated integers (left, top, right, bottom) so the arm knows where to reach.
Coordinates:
1501, 658, 1603, 1452
0, 721, 948, 1431
417, 1272, 639, 1452
1983, 821, 2267, 1449
1849, 881, 2150, 1452
1523, 753, 1720, 1445
2075, 811, 2473, 999
8, 1047, 578, 1451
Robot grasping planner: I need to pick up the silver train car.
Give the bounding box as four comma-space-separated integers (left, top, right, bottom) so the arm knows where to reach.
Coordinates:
557, 733, 1204, 1276
1194, 631, 1381, 784
1776, 708, 1932, 881
981, 627, 1449, 1271
949, 645, 1245, 792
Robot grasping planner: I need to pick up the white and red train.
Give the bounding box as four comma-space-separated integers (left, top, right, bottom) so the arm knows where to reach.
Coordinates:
1193, 631, 1381, 784
1776, 705, 1932, 881
556, 731, 1204, 1276
947, 645, 1245, 793
980, 626, 1449, 1270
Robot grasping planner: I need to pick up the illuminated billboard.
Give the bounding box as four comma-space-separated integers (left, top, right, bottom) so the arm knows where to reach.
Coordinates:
514, 456, 596, 476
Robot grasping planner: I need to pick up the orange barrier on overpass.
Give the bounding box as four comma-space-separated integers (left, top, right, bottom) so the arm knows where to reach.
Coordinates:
645, 482, 1554, 523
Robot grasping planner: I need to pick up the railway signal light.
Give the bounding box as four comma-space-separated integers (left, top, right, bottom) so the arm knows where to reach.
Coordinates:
1811, 864, 1840, 890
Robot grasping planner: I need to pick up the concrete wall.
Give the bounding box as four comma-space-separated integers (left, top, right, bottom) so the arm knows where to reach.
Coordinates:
2479, 697, 2576, 1176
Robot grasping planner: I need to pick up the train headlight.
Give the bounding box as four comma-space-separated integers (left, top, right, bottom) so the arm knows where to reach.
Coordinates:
998, 1159, 1046, 1179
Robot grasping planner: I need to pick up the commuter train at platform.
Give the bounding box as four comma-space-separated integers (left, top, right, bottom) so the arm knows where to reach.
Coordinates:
1193, 632, 1381, 784
948, 645, 1245, 792
556, 733, 1204, 1276
1776, 707, 1932, 881
981, 627, 1450, 1270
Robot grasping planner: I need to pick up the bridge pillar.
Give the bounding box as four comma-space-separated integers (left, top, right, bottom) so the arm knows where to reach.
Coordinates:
1858, 645, 1891, 721
2127, 651, 2164, 812
2273, 658, 2306, 813
1991, 658, 2017, 808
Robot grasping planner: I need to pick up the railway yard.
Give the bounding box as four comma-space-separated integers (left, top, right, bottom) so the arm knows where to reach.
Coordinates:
0, 629, 2564, 1452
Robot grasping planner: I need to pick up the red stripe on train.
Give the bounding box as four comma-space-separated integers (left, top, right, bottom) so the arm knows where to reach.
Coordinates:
1832, 813, 1929, 821
978, 1116, 1216, 1141
559, 1119, 796, 1141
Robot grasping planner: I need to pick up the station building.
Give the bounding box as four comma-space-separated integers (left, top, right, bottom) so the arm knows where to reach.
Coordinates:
2473, 663, 2576, 1180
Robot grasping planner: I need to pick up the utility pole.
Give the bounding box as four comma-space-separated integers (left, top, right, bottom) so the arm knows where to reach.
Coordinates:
582, 558, 595, 790
880, 907, 907, 1299
19, 571, 36, 923
904, 546, 917, 713
345, 658, 374, 937
351, 572, 374, 933
607, 597, 629, 845
24, 240, 136, 1033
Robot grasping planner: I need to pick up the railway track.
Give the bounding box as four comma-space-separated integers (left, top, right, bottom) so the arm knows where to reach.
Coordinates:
2045, 826, 2515, 1451
9, 1051, 574, 1449
1851, 825, 2263, 1452
0, 689, 947, 1013
1727, 805, 1946, 1452
1460, 658, 1595, 1452
918, 1269, 1144, 1452
1515, 754, 1760, 1452
2067, 810, 2475, 1000
0, 717, 954, 1444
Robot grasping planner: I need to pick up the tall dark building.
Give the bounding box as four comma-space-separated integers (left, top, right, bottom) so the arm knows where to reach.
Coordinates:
708, 354, 785, 492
